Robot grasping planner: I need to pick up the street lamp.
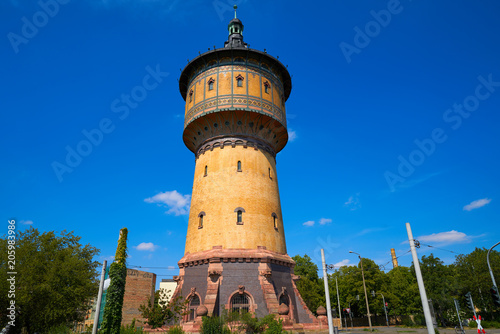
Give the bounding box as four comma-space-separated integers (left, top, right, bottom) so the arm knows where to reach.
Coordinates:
350, 251, 373, 331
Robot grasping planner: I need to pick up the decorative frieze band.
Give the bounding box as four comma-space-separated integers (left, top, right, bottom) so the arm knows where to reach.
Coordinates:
195, 136, 276, 160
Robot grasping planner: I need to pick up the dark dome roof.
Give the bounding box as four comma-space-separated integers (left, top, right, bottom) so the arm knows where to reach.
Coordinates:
229, 18, 242, 25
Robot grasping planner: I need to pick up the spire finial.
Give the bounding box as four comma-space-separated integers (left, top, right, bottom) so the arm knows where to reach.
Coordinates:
234, 5, 237, 18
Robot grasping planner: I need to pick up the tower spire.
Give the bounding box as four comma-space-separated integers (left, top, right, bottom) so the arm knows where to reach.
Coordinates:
224, 6, 247, 48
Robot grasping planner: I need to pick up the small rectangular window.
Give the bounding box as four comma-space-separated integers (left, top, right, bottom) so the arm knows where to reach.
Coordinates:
237, 161, 242, 172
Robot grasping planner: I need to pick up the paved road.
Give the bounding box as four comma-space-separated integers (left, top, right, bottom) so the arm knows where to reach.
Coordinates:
293, 326, 500, 334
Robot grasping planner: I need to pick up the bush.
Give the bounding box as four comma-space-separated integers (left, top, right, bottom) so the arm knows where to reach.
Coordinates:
46, 324, 72, 334
167, 325, 186, 334
264, 317, 285, 334
200, 316, 231, 334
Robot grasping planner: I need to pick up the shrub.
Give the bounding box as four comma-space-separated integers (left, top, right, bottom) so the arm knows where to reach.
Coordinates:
200, 316, 231, 334
167, 325, 186, 334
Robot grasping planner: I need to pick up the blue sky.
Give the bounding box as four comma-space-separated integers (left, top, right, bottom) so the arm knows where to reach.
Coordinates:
2, 0, 500, 285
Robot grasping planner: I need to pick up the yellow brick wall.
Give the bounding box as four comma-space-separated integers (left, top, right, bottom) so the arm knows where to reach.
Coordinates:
184, 64, 286, 127
185, 145, 287, 255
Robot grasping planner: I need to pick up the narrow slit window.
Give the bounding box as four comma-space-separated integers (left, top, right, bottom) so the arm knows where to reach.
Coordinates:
237, 161, 242, 172
237, 210, 242, 224
208, 78, 215, 91
268, 167, 272, 179
199, 214, 204, 228
204, 165, 208, 177
272, 213, 278, 230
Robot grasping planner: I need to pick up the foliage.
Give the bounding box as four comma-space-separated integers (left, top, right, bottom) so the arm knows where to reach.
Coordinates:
0, 227, 100, 333
138, 289, 187, 329
263, 317, 286, 334
454, 248, 500, 317
292, 254, 324, 314
384, 266, 421, 316
230, 312, 285, 334
415, 254, 460, 327
469, 320, 500, 328
101, 228, 129, 334
120, 318, 144, 333
167, 325, 186, 334
46, 324, 72, 334
291, 249, 500, 326
330, 257, 386, 317
200, 315, 231, 334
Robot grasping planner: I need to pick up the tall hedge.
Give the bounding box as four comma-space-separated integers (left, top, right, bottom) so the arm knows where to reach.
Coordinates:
100, 228, 128, 333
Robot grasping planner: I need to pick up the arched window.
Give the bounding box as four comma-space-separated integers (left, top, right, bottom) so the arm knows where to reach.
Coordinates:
235, 74, 244, 87
272, 213, 278, 230
198, 212, 205, 229
188, 295, 200, 321
231, 293, 250, 314
204, 165, 208, 177
208, 78, 215, 91
264, 81, 270, 94
234, 207, 245, 225
189, 89, 193, 102
237, 160, 242, 172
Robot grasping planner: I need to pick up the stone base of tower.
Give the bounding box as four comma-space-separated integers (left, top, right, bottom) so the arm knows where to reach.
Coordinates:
171, 246, 329, 332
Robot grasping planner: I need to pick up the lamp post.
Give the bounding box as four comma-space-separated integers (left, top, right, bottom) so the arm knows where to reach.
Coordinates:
487, 241, 500, 288
350, 251, 373, 331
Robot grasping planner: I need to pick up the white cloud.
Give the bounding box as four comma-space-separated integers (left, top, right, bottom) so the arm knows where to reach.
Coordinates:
417, 230, 470, 244
145, 190, 191, 216
344, 194, 361, 210
102, 255, 115, 262
20, 220, 33, 225
135, 242, 159, 252
303, 220, 315, 227
357, 227, 388, 236
334, 259, 354, 267
463, 198, 491, 211
319, 218, 332, 225
288, 130, 297, 142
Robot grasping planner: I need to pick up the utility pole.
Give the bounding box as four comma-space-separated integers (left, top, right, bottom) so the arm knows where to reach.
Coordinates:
453, 299, 465, 334
92, 260, 107, 334
321, 249, 334, 334
406, 222, 435, 334
350, 251, 372, 331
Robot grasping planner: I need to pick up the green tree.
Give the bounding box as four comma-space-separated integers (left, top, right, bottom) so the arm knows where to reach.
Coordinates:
385, 266, 420, 316
292, 254, 324, 314
101, 228, 128, 333
0, 227, 100, 333
138, 289, 187, 329
332, 258, 385, 317
415, 254, 459, 326
454, 247, 500, 318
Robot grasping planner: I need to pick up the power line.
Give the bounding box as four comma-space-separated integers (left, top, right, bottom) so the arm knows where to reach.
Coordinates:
418, 243, 459, 254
